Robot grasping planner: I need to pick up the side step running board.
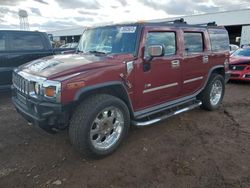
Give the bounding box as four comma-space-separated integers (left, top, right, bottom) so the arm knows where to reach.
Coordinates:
132, 101, 202, 127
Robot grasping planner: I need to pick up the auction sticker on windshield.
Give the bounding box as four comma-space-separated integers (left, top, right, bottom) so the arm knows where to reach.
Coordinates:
119, 26, 137, 33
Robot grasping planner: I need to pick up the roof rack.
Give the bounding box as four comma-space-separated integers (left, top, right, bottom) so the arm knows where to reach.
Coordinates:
143, 18, 218, 28
164, 18, 187, 24
194, 21, 217, 26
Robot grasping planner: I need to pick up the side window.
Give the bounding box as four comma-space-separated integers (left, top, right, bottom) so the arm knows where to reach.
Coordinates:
9, 33, 45, 51
184, 32, 203, 53
208, 29, 229, 52
0, 33, 6, 51
144, 32, 176, 57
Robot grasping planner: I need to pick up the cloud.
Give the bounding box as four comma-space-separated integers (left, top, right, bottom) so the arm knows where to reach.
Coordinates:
78, 10, 97, 16
111, 5, 119, 9
73, 17, 94, 22
33, 0, 49, 5
1, 0, 250, 31
31, 20, 81, 30
0, 7, 18, 19
117, 0, 128, 6
140, 0, 215, 15
0, 22, 19, 29
30, 7, 42, 16
140, 0, 250, 15
55, 0, 101, 9
0, 0, 26, 6
0, 7, 10, 18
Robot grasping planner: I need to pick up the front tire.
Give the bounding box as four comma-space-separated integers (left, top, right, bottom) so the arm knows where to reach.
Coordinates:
69, 94, 130, 159
198, 73, 225, 111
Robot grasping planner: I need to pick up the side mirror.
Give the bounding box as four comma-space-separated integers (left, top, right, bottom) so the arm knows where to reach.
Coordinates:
144, 45, 164, 64
148, 45, 164, 57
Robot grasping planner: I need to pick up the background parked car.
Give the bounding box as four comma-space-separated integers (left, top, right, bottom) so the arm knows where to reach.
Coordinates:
229, 47, 250, 81
0, 30, 71, 90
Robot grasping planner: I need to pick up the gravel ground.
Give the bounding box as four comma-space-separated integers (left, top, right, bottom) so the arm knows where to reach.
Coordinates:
0, 82, 250, 188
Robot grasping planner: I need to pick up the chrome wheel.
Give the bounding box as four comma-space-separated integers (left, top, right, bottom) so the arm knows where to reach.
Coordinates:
210, 80, 223, 106
90, 107, 124, 150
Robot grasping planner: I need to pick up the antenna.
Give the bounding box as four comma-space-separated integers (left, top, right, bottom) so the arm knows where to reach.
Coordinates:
18, 10, 30, 30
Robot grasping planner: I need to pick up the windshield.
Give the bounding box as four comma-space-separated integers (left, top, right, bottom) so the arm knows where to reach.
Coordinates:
232, 48, 250, 57
78, 25, 138, 55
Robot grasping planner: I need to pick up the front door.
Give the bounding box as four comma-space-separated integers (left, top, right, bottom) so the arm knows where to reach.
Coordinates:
135, 27, 182, 110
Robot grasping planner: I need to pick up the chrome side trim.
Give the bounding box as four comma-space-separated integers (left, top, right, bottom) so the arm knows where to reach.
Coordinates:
183, 76, 203, 84
134, 65, 224, 119
143, 82, 178, 94
132, 101, 202, 127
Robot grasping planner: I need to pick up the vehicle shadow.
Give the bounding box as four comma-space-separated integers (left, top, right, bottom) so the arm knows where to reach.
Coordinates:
0, 90, 11, 104
227, 80, 250, 86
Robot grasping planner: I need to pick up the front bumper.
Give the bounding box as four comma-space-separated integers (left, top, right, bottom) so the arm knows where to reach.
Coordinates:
12, 87, 68, 133
228, 70, 250, 81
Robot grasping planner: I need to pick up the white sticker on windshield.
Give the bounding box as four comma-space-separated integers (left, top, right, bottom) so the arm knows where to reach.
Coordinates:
120, 26, 137, 33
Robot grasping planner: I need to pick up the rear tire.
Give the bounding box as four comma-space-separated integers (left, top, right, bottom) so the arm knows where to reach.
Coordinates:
69, 94, 130, 159
198, 73, 225, 111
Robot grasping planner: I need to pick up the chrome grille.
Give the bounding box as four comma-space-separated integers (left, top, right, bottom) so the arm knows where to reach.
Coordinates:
13, 72, 30, 95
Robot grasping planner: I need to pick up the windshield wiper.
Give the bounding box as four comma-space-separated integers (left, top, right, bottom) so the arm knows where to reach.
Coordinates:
89, 50, 107, 55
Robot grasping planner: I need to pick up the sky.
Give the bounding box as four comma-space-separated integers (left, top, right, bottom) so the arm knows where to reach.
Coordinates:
0, 0, 250, 31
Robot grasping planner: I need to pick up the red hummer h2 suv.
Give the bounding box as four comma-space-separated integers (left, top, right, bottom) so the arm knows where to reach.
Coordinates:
12, 19, 230, 158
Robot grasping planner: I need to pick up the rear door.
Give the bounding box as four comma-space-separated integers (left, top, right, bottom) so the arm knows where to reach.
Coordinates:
180, 29, 209, 96
135, 27, 182, 110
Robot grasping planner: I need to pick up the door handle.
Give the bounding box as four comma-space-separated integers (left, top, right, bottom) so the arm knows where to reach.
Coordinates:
171, 60, 180, 68
203, 55, 209, 63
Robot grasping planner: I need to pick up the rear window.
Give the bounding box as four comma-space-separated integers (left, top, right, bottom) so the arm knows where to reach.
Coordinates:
0, 33, 6, 51
184, 32, 204, 53
9, 33, 45, 51
208, 29, 229, 52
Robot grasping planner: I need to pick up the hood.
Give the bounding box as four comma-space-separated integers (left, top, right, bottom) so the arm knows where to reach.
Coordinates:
19, 54, 120, 79
230, 56, 250, 65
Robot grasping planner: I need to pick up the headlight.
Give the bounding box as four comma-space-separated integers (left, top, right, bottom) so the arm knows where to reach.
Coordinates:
31, 80, 61, 102
44, 86, 56, 97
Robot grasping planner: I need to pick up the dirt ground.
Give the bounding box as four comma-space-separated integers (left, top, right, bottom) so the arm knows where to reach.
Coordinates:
0, 82, 250, 188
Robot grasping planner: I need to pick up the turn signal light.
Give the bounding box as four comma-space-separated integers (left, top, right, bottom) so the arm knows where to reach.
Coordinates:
45, 87, 56, 97
67, 81, 85, 89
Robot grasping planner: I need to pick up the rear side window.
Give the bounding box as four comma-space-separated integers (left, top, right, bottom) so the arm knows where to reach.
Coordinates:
145, 32, 176, 57
184, 32, 204, 53
0, 33, 6, 51
9, 33, 45, 51
209, 29, 229, 52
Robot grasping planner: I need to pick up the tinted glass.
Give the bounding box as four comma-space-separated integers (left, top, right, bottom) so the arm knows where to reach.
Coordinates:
209, 29, 229, 52
184, 32, 203, 53
9, 33, 44, 51
0, 33, 6, 51
145, 32, 176, 57
78, 26, 138, 54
